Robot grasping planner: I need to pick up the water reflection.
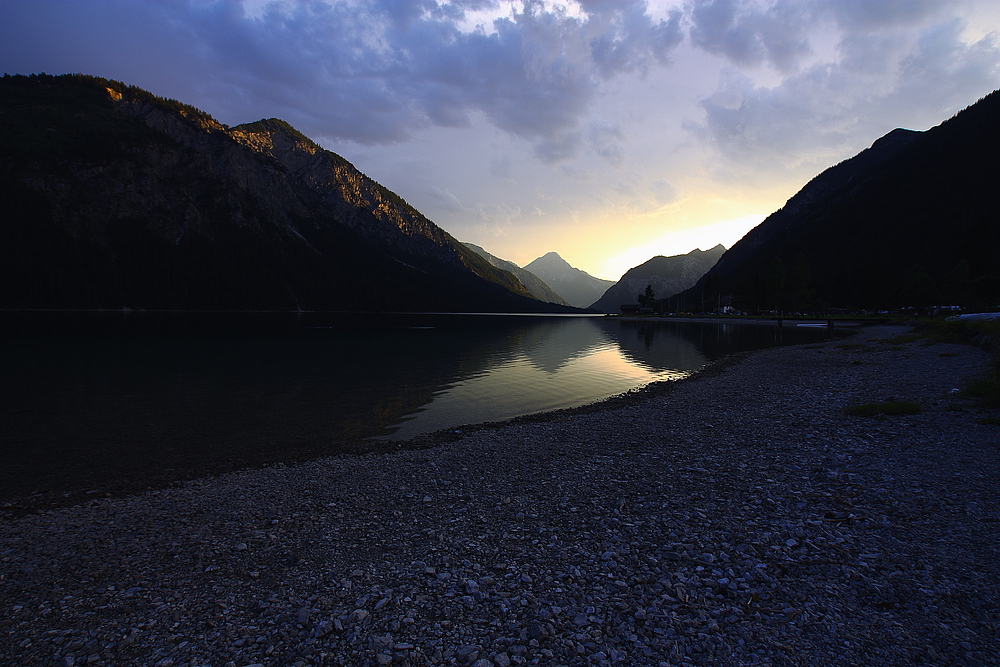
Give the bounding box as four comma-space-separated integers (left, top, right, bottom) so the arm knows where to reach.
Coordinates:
0, 313, 840, 499
516, 318, 612, 374
600, 320, 708, 374
386, 317, 708, 439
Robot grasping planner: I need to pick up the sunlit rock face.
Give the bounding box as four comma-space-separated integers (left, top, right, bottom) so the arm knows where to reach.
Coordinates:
0, 74, 560, 312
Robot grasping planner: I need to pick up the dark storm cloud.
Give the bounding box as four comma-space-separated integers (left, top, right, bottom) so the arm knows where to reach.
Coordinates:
0, 0, 683, 161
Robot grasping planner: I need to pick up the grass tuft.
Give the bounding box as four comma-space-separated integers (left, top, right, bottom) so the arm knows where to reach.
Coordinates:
844, 401, 922, 417
918, 320, 995, 345
961, 376, 1000, 409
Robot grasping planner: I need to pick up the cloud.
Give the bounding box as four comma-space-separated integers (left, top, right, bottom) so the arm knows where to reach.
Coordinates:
581, 0, 684, 77
823, 0, 950, 33
428, 186, 470, 214
688, 3, 1000, 179
422, 183, 526, 237
587, 118, 625, 165
0, 0, 685, 162
606, 172, 681, 215
534, 130, 586, 164
686, 0, 957, 73
474, 201, 524, 237
893, 18, 1000, 110
560, 163, 594, 181
489, 151, 515, 180
688, 0, 814, 73
649, 178, 679, 204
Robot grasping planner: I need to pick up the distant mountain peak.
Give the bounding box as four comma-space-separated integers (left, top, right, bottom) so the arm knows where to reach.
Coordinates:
531, 251, 574, 270
523, 252, 615, 309
463, 243, 570, 306
0, 73, 576, 312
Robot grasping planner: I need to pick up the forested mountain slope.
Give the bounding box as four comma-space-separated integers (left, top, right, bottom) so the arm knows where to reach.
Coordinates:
681, 90, 1000, 312
0, 74, 571, 312
590, 245, 725, 312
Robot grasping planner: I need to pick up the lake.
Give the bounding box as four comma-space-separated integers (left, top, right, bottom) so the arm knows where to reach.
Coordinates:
0, 312, 842, 502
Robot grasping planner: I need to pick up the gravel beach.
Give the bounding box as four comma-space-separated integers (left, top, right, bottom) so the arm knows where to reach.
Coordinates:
2, 324, 998, 667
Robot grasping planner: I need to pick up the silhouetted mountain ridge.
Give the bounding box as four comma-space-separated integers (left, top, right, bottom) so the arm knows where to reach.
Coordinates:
681, 90, 1000, 312
0, 73, 574, 312
590, 245, 725, 313
462, 244, 570, 306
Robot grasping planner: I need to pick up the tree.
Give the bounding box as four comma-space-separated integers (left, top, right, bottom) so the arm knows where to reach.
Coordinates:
637, 284, 655, 308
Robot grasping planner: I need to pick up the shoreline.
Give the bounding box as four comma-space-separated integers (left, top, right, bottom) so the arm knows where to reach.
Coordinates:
0, 335, 794, 519
2, 325, 998, 666
610, 315, 892, 328
0, 352, 751, 519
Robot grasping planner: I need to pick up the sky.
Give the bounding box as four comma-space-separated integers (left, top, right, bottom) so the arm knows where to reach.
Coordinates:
3, 1, 1000, 280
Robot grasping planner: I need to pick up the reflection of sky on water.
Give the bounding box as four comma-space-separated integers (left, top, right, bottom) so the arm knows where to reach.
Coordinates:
1, 312, 842, 499
380, 317, 841, 440
518, 318, 613, 374
384, 319, 701, 440
599, 320, 708, 374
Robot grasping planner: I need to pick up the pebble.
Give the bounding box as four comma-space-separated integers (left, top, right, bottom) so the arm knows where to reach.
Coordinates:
1, 326, 998, 666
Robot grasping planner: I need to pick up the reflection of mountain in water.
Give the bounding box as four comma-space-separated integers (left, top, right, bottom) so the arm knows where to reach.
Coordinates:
601, 320, 708, 373
514, 318, 613, 374
1, 314, 839, 501
603, 319, 840, 373
0, 313, 598, 499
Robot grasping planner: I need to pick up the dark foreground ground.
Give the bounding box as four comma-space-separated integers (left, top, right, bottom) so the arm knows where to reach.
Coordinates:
1, 325, 998, 666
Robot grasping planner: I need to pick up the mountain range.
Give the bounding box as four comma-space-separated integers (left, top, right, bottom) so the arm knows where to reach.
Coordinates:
679, 89, 1000, 313
7, 74, 996, 315
462, 243, 570, 306
590, 245, 726, 313
522, 252, 616, 309
0, 74, 576, 313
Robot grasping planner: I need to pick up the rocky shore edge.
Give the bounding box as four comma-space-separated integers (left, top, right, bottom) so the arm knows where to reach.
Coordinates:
2, 325, 998, 666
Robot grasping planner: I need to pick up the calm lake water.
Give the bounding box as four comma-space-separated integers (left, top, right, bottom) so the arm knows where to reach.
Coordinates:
1, 312, 841, 500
